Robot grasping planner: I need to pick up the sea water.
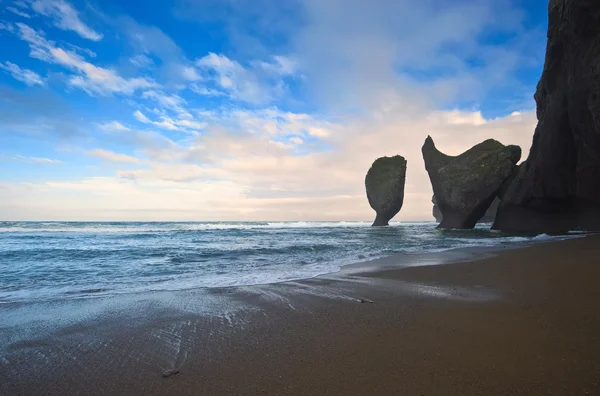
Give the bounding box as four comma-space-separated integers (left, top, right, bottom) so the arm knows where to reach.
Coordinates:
0, 221, 560, 303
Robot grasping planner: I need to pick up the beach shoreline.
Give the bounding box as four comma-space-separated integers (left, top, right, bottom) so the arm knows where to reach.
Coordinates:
2, 235, 600, 395
0, 227, 575, 306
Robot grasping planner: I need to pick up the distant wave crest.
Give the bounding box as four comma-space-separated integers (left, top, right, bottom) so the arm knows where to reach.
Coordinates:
0, 221, 411, 233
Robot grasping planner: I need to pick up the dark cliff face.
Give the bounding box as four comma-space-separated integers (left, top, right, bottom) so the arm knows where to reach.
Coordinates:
365, 156, 407, 226
422, 136, 521, 229
493, 0, 600, 233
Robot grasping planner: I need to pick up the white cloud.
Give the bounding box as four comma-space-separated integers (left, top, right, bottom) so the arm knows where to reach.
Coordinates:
227, 107, 335, 139
134, 90, 209, 132
129, 54, 154, 68
15, 23, 156, 95
65, 42, 97, 58
118, 163, 214, 182
133, 110, 151, 123
97, 121, 130, 131
30, 156, 62, 164
151, 117, 179, 131
195, 52, 259, 102
116, 105, 536, 220
1, 154, 61, 164
281, 0, 542, 114
7, 6, 31, 18
180, 65, 201, 81
435, 110, 488, 126
0, 61, 44, 86
0, 177, 256, 221
176, 119, 207, 130
0, 22, 15, 32
141, 90, 187, 114
0, 107, 537, 221
194, 52, 296, 104
30, 0, 103, 41
131, 111, 206, 132
87, 149, 140, 163
307, 127, 330, 138
252, 55, 297, 76
13, 1, 29, 8
189, 84, 226, 97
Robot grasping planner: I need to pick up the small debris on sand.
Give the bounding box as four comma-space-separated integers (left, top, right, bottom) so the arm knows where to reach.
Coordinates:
162, 369, 180, 378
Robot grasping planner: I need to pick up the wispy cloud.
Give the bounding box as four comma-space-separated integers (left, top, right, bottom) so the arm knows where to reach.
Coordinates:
1, 154, 62, 164
30, 0, 103, 41
252, 55, 297, 76
141, 90, 187, 114
97, 121, 130, 132
0, 108, 537, 221
0, 22, 15, 32
194, 52, 297, 104
15, 23, 156, 95
30, 156, 62, 164
189, 84, 226, 97
7, 6, 31, 18
133, 110, 151, 123
87, 149, 140, 163
130, 110, 206, 132
0, 61, 44, 86
129, 54, 154, 68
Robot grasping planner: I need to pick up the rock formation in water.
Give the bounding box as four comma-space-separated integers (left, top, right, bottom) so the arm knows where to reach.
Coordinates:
422, 136, 521, 229
365, 155, 407, 226
433, 195, 499, 223
493, 0, 600, 233
432, 195, 442, 222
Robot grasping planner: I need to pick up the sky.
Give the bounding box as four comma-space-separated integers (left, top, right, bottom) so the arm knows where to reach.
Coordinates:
0, 0, 549, 221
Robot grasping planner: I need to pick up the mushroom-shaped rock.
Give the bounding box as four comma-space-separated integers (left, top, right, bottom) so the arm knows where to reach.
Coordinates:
365, 155, 407, 226
432, 195, 500, 223
422, 137, 521, 229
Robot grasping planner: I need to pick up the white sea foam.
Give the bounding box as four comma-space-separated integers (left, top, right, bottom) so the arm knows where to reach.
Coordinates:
0, 221, 400, 233
0, 221, 574, 303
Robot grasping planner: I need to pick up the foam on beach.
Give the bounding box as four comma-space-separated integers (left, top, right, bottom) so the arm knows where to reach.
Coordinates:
0, 221, 574, 303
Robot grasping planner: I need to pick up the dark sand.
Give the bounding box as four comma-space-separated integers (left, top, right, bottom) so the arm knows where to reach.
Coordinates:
2, 236, 600, 395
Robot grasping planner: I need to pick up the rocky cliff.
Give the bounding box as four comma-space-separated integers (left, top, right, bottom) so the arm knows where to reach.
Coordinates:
423, 136, 521, 229
433, 196, 499, 223
365, 156, 407, 226
493, 0, 600, 233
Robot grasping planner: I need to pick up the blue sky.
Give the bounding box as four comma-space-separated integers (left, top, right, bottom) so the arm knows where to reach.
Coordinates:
0, 0, 549, 221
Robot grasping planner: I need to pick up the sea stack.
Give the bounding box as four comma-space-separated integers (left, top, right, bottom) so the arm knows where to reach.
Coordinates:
494, 0, 600, 233
433, 195, 500, 223
365, 155, 407, 226
422, 136, 521, 229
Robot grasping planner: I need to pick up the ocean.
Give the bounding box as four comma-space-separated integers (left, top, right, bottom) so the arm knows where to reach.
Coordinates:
0, 221, 562, 303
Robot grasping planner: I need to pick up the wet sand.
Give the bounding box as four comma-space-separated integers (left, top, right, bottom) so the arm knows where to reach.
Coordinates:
2, 235, 600, 395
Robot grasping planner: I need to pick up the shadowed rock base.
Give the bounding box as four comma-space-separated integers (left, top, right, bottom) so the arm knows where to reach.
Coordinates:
433, 196, 499, 224
372, 213, 390, 227
494, 199, 600, 233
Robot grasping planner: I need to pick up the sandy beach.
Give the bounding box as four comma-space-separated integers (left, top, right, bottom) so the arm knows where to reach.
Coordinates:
2, 235, 600, 395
